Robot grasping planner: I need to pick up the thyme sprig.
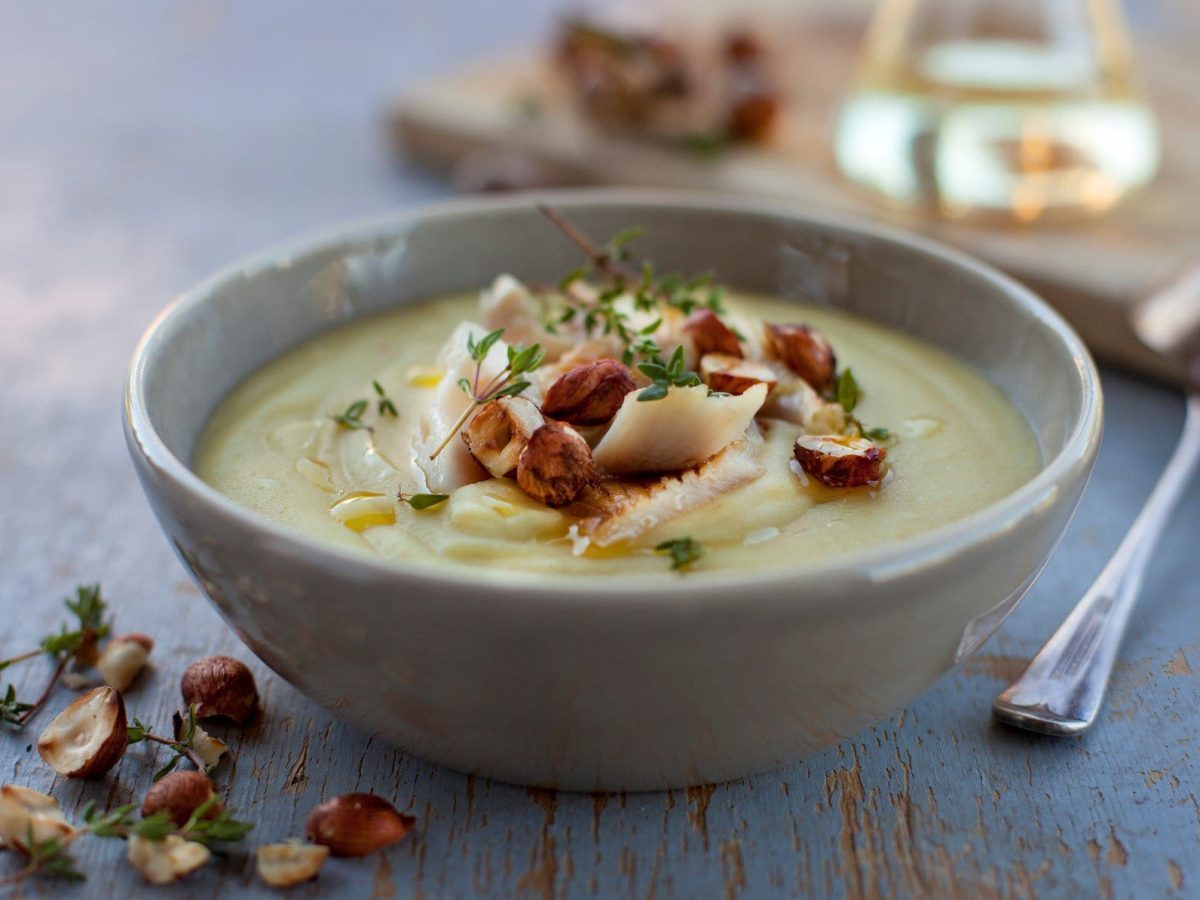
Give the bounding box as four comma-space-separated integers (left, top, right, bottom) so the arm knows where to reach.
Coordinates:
655, 536, 704, 571
373, 380, 398, 417
332, 398, 370, 431
636, 345, 703, 401
127, 705, 210, 779
834, 369, 892, 443
0, 584, 111, 728
0, 832, 85, 886
537, 204, 726, 368
428, 328, 544, 460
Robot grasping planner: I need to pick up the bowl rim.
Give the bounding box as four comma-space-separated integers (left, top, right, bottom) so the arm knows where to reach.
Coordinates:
124, 187, 1103, 604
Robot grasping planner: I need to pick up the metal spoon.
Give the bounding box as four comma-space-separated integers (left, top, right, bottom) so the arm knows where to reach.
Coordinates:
993, 266, 1200, 735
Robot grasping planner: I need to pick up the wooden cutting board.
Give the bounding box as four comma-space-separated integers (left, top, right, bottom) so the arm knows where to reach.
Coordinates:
389, 16, 1198, 384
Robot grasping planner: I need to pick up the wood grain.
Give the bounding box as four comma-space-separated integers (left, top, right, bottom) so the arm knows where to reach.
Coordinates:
1, 2, 1197, 897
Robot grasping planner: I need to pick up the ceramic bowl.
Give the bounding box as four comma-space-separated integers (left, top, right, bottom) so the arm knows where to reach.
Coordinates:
124, 191, 1102, 791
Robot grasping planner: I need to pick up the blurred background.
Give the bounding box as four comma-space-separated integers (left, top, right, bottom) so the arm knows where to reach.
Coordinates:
2, 0, 1197, 388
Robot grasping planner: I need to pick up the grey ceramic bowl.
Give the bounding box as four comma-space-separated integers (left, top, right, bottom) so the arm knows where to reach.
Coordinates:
125, 191, 1102, 791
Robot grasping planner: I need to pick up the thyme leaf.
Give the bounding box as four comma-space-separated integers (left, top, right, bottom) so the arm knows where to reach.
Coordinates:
655, 537, 704, 571
404, 493, 449, 511
332, 399, 369, 430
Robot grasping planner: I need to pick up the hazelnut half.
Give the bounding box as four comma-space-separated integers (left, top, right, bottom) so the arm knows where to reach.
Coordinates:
699, 353, 779, 396
37, 685, 127, 778
97, 633, 154, 692
256, 841, 330, 887
127, 833, 211, 884
516, 421, 597, 508
540, 359, 637, 425
181, 655, 259, 724
764, 323, 837, 393
0, 784, 78, 851
142, 771, 221, 827
683, 309, 742, 359
793, 435, 886, 488
305, 793, 414, 857
461, 396, 544, 477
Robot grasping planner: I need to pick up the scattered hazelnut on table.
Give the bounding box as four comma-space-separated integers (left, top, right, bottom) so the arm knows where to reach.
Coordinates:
96, 633, 153, 692
765, 323, 837, 393
516, 421, 598, 507
181, 655, 259, 724
699, 353, 779, 396
127, 833, 211, 884
142, 771, 221, 827
540, 359, 637, 425
256, 841, 330, 887
36, 686, 128, 778
0, 784, 77, 850
305, 793, 415, 857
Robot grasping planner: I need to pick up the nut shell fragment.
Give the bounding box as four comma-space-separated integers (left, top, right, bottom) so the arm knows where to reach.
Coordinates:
0, 784, 77, 851
540, 359, 636, 425
461, 396, 544, 477
142, 771, 221, 827
97, 633, 153, 692
683, 309, 742, 358
306, 793, 414, 857
516, 422, 598, 507
127, 833, 211, 884
181, 655, 259, 724
793, 435, 886, 488
765, 324, 836, 392
36, 685, 128, 778
257, 842, 330, 887
699, 353, 778, 396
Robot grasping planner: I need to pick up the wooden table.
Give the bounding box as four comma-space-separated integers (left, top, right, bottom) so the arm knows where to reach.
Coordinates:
1, 3, 1196, 897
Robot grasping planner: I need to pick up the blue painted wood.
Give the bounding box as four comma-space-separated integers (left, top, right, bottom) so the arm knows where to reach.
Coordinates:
0, 2, 1196, 897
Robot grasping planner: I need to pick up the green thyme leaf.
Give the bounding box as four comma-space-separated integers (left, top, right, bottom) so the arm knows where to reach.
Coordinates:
332, 398, 369, 430
373, 381, 398, 418
836, 369, 859, 413
865, 426, 891, 443
637, 383, 669, 402
655, 537, 704, 571
405, 493, 449, 511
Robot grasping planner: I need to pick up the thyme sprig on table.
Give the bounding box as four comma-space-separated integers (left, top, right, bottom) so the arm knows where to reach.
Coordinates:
127, 705, 211, 780
0, 584, 111, 728
537, 204, 725, 370
428, 328, 545, 460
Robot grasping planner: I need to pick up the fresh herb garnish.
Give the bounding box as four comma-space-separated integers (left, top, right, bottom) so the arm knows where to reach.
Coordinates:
373, 381, 398, 418
127, 705, 211, 780
85, 795, 252, 846
0, 832, 85, 886
429, 328, 544, 460
636, 345, 703, 402
655, 537, 704, 571
403, 493, 449, 511
1, 584, 111, 729
834, 368, 892, 445
332, 399, 369, 430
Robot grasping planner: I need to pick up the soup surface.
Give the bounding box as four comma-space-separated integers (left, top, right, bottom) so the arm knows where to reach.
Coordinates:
196, 289, 1039, 575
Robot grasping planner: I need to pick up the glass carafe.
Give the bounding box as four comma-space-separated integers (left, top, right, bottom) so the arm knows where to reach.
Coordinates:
834, 0, 1160, 222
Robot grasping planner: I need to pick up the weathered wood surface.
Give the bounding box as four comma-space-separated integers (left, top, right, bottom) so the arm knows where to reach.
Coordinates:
1, 3, 1197, 897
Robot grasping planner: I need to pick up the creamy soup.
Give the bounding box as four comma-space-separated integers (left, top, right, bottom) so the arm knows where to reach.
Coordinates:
195, 288, 1040, 576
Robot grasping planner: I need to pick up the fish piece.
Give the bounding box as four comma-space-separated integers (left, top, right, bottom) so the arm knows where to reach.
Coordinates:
760, 376, 846, 434
571, 440, 765, 546
479, 274, 574, 360
592, 382, 767, 474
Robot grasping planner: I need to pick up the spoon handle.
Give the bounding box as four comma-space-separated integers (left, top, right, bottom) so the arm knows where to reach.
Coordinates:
993, 393, 1200, 735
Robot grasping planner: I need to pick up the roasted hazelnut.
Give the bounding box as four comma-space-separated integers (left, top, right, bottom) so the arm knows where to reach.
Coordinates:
256, 842, 330, 887
541, 359, 637, 426
683, 309, 742, 359
37, 686, 127, 778
142, 771, 221, 827
127, 833, 211, 884
305, 793, 414, 858
0, 784, 77, 851
461, 396, 544, 477
181, 655, 259, 724
97, 633, 154, 692
699, 353, 779, 396
516, 422, 598, 507
764, 323, 837, 392
793, 435, 886, 488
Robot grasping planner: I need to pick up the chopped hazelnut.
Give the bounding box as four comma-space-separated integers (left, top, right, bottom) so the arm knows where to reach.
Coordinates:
699, 353, 779, 396
764, 324, 837, 393
793, 435, 887, 488
683, 309, 742, 359
181, 655, 259, 724
540, 359, 636, 425
256, 842, 330, 887
36, 686, 128, 778
306, 793, 414, 858
461, 396, 544, 477
516, 422, 598, 507
127, 833, 211, 884
0, 784, 77, 851
97, 633, 154, 692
